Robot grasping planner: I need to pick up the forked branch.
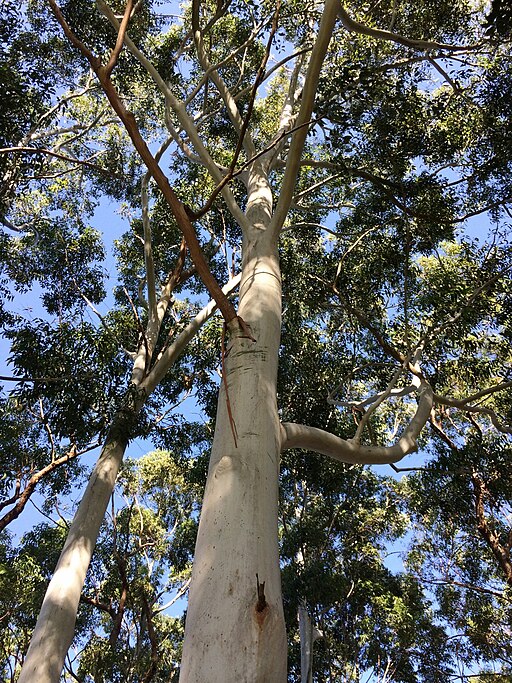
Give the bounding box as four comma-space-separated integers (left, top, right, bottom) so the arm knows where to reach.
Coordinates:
191, 0, 255, 157
281, 380, 433, 465
189, 0, 282, 219
96, 0, 249, 230
141, 273, 242, 395
48, 0, 238, 325
433, 389, 512, 434
270, 0, 339, 237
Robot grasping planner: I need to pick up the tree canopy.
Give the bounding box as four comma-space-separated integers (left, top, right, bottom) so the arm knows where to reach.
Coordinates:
1, 0, 512, 681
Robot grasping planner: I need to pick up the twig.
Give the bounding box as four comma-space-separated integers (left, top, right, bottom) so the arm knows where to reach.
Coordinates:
0, 146, 123, 178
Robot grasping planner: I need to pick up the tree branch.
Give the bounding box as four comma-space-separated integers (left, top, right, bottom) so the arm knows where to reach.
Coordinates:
418, 577, 509, 601
189, 0, 282, 218
184, 15, 268, 107
337, 4, 480, 52
333, 291, 420, 376
267, 53, 306, 171
140, 135, 175, 348
105, 0, 133, 77
141, 273, 241, 395
49, 0, 238, 325
352, 364, 407, 443
0, 443, 96, 533
472, 472, 512, 586
191, 0, 256, 157
281, 381, 433, 464
96, 0, 249, 231
48, 0, 101, 65
79, 593, 116, 619
22, 80, 98, 144
270, 0, 338, 238
141, 593, 159, 683
0, 146, 122, 178
433, 391, 512, 434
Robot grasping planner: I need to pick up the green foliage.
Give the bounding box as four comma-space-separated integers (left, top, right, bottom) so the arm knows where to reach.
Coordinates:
74, 450, 200, 681
6, 318, 128, 444
485, 0, 512, 36
1, 0, 512, 680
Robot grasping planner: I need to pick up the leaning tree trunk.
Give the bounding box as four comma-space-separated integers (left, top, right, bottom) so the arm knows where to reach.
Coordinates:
17, 400, 140, 683
179, 171, 287, 682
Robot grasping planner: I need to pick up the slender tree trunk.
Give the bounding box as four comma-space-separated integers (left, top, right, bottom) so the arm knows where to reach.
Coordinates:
18, 402, 139, 683
179, 169, 287, 682
299, 601, 314, 683
299, 600, 322, 683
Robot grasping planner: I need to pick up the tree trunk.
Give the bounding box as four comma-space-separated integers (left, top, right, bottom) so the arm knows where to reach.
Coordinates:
18, 404, 138, 683
299, 600, 322, 683
299, 601, 314, 683
17, 276, 241, 683
179, 169, 287, 682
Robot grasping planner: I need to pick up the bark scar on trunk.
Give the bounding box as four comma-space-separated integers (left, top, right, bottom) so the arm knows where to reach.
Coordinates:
222, 322, 238, 448
254, 574, 269, 628
255, 574, 267, 612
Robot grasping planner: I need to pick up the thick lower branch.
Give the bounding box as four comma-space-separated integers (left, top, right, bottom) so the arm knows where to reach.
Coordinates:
281, 383, 433, 465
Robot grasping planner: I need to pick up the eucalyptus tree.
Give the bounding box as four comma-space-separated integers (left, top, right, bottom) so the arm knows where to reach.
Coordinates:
2, 0, 511, 682
1, 449, 198, 682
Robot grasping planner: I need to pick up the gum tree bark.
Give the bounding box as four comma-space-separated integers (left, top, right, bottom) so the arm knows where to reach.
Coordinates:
177, 0, 340, 675
17, 406, 139, 683
179, 165, 287, 681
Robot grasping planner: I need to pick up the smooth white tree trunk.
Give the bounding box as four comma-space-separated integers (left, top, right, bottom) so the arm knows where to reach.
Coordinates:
299, 601, 322, 683
180, 170, 287, 682
18, 411, 136, 683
